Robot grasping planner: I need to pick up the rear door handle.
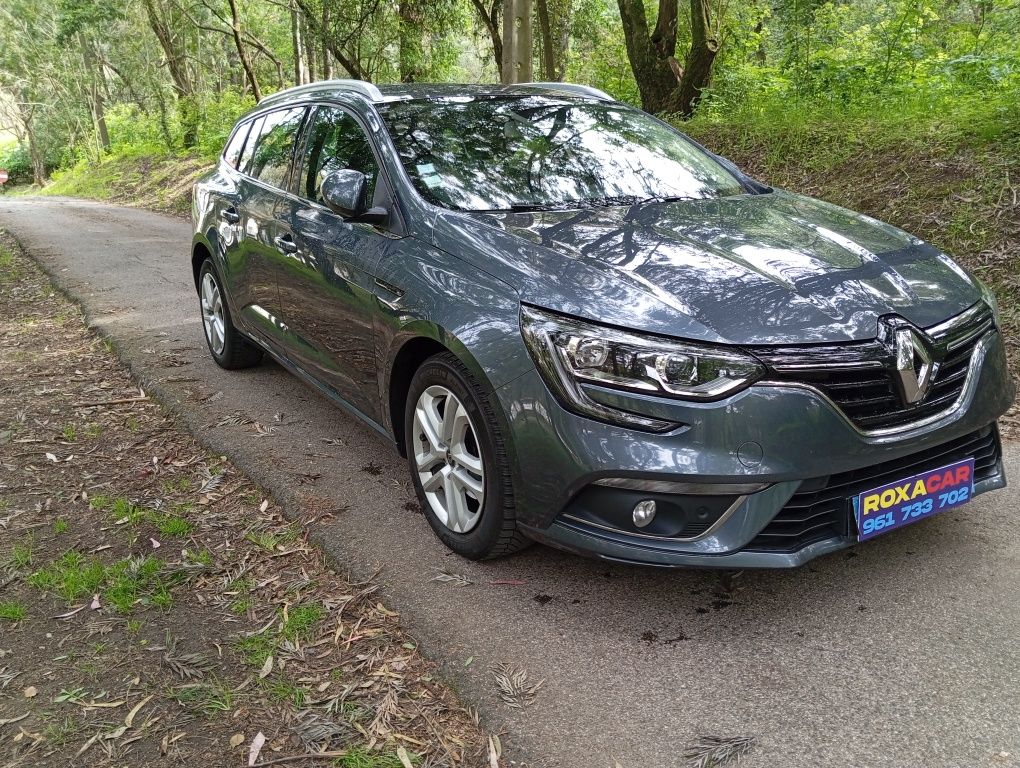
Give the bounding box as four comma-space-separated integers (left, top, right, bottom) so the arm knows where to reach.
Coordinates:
273, 234, 298, 254
219, 207, 240, 224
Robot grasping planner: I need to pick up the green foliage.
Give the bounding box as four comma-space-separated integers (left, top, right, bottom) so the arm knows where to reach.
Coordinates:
0, 144, 38, 185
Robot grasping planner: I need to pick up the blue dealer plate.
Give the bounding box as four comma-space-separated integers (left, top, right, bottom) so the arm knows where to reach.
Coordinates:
853, 457, 975, 541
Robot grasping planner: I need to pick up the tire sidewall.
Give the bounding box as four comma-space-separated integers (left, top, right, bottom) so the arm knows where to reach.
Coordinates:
405, 356, 507, 559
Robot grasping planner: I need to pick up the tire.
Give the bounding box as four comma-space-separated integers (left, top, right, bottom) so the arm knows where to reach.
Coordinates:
198, 258, 262, 370
404, 351, 531, 560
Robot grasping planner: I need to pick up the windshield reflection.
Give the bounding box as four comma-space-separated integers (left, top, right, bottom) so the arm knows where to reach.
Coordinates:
378, 97, 745, 211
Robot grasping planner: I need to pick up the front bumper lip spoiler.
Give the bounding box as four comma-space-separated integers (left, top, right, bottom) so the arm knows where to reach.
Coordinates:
523, 458, 1007, 569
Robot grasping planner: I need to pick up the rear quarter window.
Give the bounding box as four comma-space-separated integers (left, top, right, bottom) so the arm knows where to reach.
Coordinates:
237, 115, 265, 175
223, 121, 251, 169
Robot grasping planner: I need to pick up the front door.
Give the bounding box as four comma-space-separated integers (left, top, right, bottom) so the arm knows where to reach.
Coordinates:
278, 105, 396, 424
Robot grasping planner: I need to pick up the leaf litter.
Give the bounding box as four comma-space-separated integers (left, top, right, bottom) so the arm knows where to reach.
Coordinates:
0, 234, 502, 766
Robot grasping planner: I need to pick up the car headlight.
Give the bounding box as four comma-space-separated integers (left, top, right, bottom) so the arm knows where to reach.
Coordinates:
977, 278, 1000, 324
520, 306, 764, 431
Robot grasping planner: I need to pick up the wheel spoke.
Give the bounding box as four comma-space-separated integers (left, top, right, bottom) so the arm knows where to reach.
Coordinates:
415, 393, 444, 452
415, 445, 442, 472
444, 473, 468, 532
441, 397, 467, 446
450, 444, 482, 475
452, 466, 483, 499
421, 465, 446, 493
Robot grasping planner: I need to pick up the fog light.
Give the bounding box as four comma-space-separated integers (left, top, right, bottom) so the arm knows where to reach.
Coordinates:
632, 499, 657, 528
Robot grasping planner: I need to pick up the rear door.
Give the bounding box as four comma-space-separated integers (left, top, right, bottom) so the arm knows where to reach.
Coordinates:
277, 104, 396, 423
230, 107, 308, 349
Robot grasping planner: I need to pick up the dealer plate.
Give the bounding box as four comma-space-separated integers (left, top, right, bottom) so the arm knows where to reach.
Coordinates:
853, 457, 975, 542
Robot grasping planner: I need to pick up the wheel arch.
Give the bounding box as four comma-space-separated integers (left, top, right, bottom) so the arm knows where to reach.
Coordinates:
191, 231, 218, 292
384, 325, 501, 457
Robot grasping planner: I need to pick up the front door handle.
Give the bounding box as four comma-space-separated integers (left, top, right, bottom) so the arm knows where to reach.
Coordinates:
219, 207, 240, 224
273, 234, 298, 254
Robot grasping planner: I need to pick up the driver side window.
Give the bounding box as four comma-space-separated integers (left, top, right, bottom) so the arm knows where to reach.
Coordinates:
298, 106, 379, 206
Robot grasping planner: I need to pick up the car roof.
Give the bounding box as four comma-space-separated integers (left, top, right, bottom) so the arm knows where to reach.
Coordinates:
254, 79, 613, 111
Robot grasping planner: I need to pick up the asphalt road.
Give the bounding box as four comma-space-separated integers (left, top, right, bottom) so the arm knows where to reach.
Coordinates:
3, 196, 1018, 768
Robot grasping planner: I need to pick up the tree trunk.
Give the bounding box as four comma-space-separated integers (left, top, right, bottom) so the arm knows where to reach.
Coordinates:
501, 0, 532, 83
536, 0, 555, 79
19, 103, 46, 186
142, 0, 198, 147
78, 33, 110, 152
469, 0, 503, 77
321, 2, 333, 78
617, 0, 720, 116
399, 0, 425, 82
227, 0, 262, 101
291, 3, 307, 84
672, 0, 719, 117
303, 10, 316, 81
616, 0, 681, 112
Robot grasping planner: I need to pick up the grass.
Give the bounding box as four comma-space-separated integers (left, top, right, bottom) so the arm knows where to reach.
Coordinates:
336, 748, 417, 768
172, 678, 235, 715
262, 678, 309, 706
154, 514, 193, 538
53, 518, 69, 534
282, 603, 325, 641
37, 153, 211, 217
0, 245, 22, 283
0, 601, 27, 622
246, 522, 301, 552
9, 537, 33, 569
234, 601, 326, 668
27, 552, 179, 613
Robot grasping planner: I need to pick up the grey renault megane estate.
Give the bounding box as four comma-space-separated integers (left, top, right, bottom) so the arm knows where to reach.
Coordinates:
190, 79, 1012, 568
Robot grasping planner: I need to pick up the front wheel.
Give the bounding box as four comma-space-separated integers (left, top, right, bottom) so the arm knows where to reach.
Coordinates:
198, 259, 262, 370
405, 352, 531, 560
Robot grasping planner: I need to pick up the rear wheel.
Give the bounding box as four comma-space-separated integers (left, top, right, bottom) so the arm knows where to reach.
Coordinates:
198, 259, 262, 370
405, 352, 530, 559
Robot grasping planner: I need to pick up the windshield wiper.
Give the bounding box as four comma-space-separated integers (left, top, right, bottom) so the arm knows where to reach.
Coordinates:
636, 194, 697, 204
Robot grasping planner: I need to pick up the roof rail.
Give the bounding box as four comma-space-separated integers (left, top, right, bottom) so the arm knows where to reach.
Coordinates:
262, 79, 384, 104
515, 82, 613, 101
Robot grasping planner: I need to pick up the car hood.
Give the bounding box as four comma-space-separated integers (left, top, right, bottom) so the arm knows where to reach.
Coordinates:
433, 190, 981, 345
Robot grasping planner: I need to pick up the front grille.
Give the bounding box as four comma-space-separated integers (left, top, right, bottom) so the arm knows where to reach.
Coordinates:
744, 425, 1002, 553
752, 303, 994, 432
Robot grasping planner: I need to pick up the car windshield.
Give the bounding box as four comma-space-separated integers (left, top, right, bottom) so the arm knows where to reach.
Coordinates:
377, 96, 746, 212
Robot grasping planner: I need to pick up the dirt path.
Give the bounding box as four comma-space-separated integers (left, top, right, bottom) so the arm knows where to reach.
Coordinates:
0, 236, 500, 766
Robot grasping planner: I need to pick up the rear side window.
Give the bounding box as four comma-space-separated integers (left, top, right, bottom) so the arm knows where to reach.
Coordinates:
223, 121, 251, 169
247, 108, 307, 189
297, 107, 379, 205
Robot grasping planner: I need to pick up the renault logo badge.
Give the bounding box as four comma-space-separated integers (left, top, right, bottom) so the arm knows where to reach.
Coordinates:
893, 327, 933, 404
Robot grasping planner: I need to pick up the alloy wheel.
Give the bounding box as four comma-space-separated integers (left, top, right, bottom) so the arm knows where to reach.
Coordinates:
412, 385, 485, 533
200, 271, 226, 355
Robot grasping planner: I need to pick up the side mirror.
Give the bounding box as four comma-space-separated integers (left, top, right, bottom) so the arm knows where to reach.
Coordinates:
321, 169, 368, 218
320, 169, 389, 225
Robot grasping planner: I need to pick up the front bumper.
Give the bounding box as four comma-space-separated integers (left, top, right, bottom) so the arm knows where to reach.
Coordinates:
495, 330, 1013, 568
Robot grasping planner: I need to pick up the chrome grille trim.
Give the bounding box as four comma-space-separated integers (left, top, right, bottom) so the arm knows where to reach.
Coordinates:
749, 302, 995, 436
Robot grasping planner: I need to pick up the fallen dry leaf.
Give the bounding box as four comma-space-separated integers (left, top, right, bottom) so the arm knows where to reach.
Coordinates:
258, 655, 273, 679
22, 686, 37, 698
248, 731, 266, 766
229, 733, 245, 748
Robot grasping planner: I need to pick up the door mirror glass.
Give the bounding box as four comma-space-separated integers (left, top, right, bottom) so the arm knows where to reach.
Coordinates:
321, 169, 368, 218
